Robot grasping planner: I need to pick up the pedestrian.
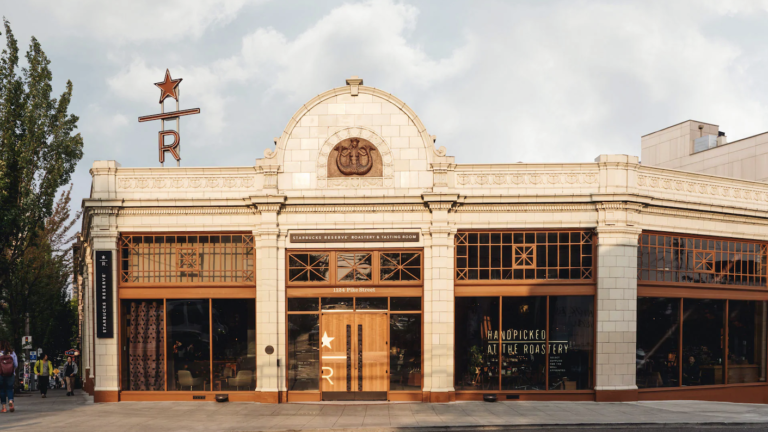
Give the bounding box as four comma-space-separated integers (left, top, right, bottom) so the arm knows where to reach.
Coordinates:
63, 356, 78, 396
33, 354, 53, 398
0, 341, 17, 413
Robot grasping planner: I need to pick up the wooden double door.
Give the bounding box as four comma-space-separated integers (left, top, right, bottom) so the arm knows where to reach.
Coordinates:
321, 312, 388, 400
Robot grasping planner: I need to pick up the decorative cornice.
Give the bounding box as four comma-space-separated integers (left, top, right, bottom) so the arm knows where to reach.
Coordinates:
641, 205, 768, 226
426, 202, 454, 211
455, 203, 597, 212
117, 207, 257, 215
637, 173, 768, 207
455, 171, 599, 187
282, 204, 428, 213
256, 204, 282, 213
117, 176, 256, 190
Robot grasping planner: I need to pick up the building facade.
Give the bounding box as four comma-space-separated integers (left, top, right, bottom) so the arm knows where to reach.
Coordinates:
75, 77, 768, 404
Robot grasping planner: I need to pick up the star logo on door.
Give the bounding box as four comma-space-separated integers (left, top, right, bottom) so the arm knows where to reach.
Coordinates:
321, 332, 334, 349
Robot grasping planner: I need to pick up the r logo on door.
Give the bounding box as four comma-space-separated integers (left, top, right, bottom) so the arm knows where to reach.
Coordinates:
322, 367, 334, 385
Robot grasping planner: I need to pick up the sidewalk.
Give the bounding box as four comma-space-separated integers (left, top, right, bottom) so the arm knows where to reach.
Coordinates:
3, 389, 768, 431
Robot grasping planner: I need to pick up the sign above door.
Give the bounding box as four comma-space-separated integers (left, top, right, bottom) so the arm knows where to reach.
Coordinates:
290, 233, 419, 243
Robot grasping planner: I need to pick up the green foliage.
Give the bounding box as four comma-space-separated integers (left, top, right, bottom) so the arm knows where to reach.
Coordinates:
0, 19, 83, 355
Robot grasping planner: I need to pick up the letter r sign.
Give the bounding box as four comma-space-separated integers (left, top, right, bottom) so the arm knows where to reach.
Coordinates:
159, 130, 181, 163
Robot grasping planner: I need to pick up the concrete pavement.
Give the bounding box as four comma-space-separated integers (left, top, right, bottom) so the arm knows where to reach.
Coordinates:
3, 388, 768, 431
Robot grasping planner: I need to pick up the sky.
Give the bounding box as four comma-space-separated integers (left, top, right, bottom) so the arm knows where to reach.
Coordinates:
4, 0, 768, 212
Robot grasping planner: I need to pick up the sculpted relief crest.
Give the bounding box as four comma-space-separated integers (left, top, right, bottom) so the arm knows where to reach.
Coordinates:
316, 127, 394, 188
328, 137, 383, 178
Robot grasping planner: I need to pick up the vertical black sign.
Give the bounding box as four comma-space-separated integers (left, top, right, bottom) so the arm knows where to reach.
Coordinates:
96, 250, 113, 338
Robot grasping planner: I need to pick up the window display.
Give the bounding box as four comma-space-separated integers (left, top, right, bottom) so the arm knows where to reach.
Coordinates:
636, 298, 680, 388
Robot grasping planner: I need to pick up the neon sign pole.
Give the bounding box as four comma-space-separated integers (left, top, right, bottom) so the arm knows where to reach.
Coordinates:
138, 69, 201, 167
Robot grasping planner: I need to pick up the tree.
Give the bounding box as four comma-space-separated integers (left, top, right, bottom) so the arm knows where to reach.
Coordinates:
0, 19, 83, 353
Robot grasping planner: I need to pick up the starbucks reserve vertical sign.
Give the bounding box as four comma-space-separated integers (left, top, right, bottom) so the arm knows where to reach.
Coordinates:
96, 251, 113, 338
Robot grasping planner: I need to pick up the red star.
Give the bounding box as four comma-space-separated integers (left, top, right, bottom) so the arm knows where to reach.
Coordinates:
154, 69, 182, 103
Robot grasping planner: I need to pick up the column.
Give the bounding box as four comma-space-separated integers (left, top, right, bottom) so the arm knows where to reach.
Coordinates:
594, 225, 641, 402
423, 194, 457, 402
253, 199, 285, 402
91, 232, 119, 402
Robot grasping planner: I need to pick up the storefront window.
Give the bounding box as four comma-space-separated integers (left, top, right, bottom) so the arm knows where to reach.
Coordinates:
548, 296, 594, 390
638, 233, 767, 287
501, 297, 546, 390
728, 300, 767, 384
120, 234, 255, 284
390, 314, 421, 390
455, 297, 500, 390
637, 298, 680, 388
356, 297, 388, 310
455, 231, 594, 281
682, 299, 725, 386
287, 314, 320, 390
167, 300, 211, 391
391, 297, 421, 311
122, 300, 165, 391
212, 300, 255, 391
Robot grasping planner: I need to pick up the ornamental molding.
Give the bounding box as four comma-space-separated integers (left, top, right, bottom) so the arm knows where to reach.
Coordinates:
455, 203, 598, 213
317, 127, 394, 189
637, 174, 768, 206
282, 204, 428, 213
117, 176, 256, 190
426, 202, 454, 211
117, 207, 257, 215
640, 205, 768, 227
455, 171, 599, 187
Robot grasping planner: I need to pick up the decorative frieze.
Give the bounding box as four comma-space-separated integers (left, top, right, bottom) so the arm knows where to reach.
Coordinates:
118, 207, 257, 215
117, 176, 255, 189
282, 204, 428, 213
637, 174, 768, 205
455, 203, 597, 212
455, 171, 599, 187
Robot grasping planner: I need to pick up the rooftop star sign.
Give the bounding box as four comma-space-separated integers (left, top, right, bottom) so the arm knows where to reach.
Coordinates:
138, 69, 201, 166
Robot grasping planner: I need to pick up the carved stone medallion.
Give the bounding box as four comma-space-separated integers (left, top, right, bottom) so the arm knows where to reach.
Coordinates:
328, 138, 382, 178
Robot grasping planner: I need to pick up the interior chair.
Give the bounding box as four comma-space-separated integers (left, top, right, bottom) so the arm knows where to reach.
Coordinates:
222, 367, 234, 379
227, 370, 253, 391
178, 370, 204, 390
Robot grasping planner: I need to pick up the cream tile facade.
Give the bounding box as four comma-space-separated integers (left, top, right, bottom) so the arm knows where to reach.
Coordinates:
76, 77, 768, 403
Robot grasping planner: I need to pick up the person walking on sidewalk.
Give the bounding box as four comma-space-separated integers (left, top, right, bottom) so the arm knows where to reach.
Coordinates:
0, 341, 17, 413
63, 356, 78, 396
33, 354, 53, 398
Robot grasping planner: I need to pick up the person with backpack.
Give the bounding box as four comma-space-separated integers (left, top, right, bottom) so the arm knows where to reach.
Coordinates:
63, 356, 78, 396
0, 341, 17, 413
33, 354, 53, 398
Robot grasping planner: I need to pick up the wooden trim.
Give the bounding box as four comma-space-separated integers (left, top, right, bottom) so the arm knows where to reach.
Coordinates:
120, 282, 256, 288
286, 391, 321, 402
428, 391, 455, 403
725, 300, 729, 385
642, 230, 768, 245
388, 391, 422, 402
94, 390, 119, 403
637, 383, 768, 404
119, 391, 278, 403
455, 280, 595, 286
595, 389, 638, 402
639, 286, 768, 301
164, 299, 168, 392
209, 299, 213, 391
639, 281, 768, 292
455, 391, 593, 402
455, 285, 595, 297
119, 288, 256, 299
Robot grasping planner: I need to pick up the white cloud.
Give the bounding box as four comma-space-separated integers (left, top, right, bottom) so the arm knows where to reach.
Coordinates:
28, 0, 262, 43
